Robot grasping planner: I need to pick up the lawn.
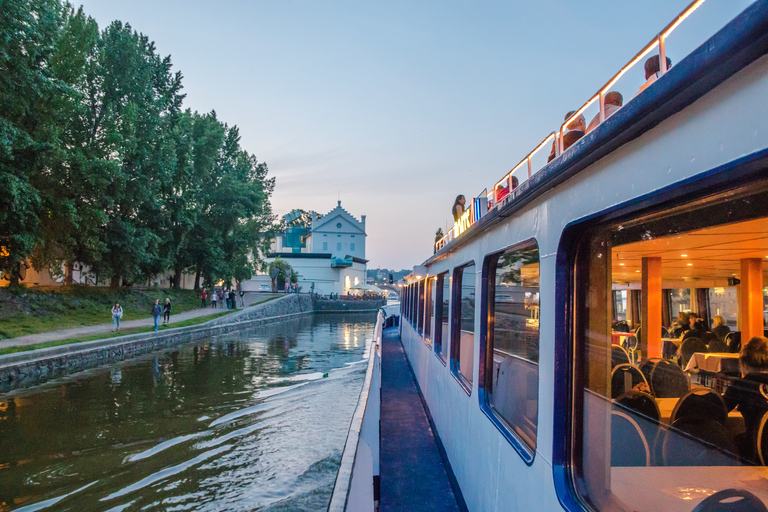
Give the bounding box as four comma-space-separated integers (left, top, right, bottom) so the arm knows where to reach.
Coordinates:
0, 285, 203, 340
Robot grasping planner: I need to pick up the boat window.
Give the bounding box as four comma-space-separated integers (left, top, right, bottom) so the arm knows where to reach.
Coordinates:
417, 278, 425, 336
425, 276, 434, 347
571, 181, 768, 512
452, 263, 476, 391
434, 271, 449, 362
483, 240, 539, 453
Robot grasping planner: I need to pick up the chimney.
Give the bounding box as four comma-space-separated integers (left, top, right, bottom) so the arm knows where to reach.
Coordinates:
337, 200, 341, 207
361, 215, 366, 228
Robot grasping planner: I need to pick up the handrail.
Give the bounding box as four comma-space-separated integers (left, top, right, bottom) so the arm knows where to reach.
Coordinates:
436, 0, 709, 254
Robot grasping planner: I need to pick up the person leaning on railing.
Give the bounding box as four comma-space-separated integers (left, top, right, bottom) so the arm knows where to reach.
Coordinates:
586, 91, 623, 133
452, 195, 466, 222
548, 111, 586, 162
637, 54, 673, 95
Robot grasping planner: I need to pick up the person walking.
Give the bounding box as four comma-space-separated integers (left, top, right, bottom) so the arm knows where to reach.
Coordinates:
211, 290, 218, 309
219, 289, 225, 308
239, 290, 245, 308
111, 302, 123, 332
152, 299, 162, 331
163, 298, 172, 324
229, 289, 236, 309
201, 289, 207, 308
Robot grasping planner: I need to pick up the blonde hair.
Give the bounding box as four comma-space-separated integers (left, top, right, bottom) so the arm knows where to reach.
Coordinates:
713, 315, 726, 327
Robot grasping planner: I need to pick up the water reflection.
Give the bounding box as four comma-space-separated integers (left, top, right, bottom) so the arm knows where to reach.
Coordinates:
0, 312, 376, 511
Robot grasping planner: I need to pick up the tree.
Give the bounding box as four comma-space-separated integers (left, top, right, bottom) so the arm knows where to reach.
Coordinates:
268, 258, 291, 292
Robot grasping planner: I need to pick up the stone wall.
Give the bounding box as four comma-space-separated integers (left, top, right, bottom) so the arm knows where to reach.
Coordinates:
312, 296, 385, 313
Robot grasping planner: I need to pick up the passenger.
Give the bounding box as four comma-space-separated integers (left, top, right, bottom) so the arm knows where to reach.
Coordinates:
682, 316, 713, 343
712, 315, 731, 340
495, 182, 509, 202
510, 176, 519, 190
452, 195, 466, 222
637, 55, 673, 95
671, 311, 690, 338
722, 336, 768, 462
586, 92, 623, 133
548, 111, 586, 162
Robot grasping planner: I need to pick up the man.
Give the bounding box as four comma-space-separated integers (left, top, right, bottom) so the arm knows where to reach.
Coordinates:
548, 111, 586, 162
586, 91, 623, 133
637, 55, 672, 95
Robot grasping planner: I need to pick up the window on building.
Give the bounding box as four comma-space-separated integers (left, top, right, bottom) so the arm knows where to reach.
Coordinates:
570, 181, 768, 511
323, 242, 328, 251
425, 276, 434, 348
350, 243, 355, 251
417, 279, 425, 335
483, 240, 539, 455
451, 263, 476, 390
434, 272, 450, 362
337, 242, 341, 251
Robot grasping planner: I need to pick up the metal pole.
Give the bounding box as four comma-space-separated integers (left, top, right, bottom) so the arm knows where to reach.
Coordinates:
599, 91, 606, 124
659, 35, 668, 75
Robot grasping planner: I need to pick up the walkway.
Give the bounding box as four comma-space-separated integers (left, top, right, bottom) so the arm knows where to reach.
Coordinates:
379, 328, 463, 512
0, 292, 283, 349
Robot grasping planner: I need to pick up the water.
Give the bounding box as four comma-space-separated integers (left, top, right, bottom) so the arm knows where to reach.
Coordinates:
0, 312, 377, 511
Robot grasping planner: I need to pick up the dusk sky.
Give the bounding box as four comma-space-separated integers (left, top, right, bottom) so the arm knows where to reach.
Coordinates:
77, 0, 752, 271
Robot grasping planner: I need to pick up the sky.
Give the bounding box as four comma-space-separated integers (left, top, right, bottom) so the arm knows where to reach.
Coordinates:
76, 0, 754, 270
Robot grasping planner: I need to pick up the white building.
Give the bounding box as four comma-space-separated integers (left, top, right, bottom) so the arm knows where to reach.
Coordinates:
246, 201, 368, 295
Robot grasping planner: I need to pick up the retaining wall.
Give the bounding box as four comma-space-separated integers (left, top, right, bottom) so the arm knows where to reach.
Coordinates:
0, 294, 380, 391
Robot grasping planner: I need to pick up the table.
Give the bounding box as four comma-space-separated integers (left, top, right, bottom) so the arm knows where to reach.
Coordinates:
655, 397, 745, 435
662, 337, 682, 348
612, 332, 636, 345
685, 352, 740, 373
612, 466, 768, 512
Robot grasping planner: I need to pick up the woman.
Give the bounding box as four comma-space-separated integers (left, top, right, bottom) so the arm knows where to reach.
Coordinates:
452, 195, 466, 222
111, 303, 123, 332
723, 336, 768, 462
163, 298, 172, 324
670, 311, 689, 338
712, 315, 731, 340
151, 299, 162, 332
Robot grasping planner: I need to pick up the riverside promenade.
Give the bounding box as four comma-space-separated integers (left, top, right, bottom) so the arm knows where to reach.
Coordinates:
0, 292, 282, 349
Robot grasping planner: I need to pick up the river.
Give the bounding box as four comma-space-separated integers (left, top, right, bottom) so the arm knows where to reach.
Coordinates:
0, 312, 377, 511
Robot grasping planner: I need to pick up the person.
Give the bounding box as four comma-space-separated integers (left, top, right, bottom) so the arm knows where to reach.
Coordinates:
163, 298, 171, 324
637, 55, 672, 95
548, 111, 586, 162
201, 289, 207, 308
671, 312, 690, 338
229, 289, 236, 308
219, 289, 225, 308
722, 336, 768, 462
452, 195, 466, 222
712, 315, 731, 340
111, 302, 123, 332
211, 289, 218, 308
586, 91, 623, 133
239, 290, 246, 308
495, 181, 510, 203
151, 299, 162, 332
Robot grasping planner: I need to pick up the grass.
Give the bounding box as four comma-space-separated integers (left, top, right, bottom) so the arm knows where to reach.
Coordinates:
0, 285, 203, 339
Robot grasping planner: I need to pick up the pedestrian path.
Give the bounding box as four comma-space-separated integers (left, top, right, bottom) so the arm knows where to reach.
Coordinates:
379, 328, 463, 512
0, 292, 282, 349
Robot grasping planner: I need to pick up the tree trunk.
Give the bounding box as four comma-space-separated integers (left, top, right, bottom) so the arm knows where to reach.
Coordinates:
194, 264, 201, 291
110, 274, 120, 288
65, 261, 74, 285
174, 267, 183, 290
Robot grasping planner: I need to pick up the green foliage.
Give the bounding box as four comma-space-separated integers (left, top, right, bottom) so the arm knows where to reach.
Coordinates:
0, 1, 276, 291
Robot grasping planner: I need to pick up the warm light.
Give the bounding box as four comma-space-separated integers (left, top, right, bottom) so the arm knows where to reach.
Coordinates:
681, 254, 688, 257
687, 263, 693, 266
662, 0, 707, 39
619, 263, 625, 266
635, 270, 641, 273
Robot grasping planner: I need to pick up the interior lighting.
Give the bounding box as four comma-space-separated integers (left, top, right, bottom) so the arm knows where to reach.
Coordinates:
687, 263, 693, 266
635, 270, 641, 273
619, 263, 625, 266
681, 254, 688, 257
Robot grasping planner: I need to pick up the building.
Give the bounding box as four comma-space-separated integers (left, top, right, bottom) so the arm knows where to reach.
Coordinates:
246, 201, 368, 295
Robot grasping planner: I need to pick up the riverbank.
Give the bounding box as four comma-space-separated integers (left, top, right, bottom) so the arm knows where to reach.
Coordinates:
0, 295, 385, 390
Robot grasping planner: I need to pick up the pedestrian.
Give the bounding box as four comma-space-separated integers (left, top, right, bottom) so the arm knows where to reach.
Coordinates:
211, 289, 218, 309
163, 298, 172, 324
230, 289, 236, 308
219, 288, 225, 308
239, 290, 245, 308
111, 302, 123, 332
152, 299, 162, 331
201, 289, 207, 308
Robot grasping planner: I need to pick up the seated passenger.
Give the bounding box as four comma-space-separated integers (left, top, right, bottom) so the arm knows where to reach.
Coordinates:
510, 176, 519, 190
586, 91, 623, 133
712, 315, 731, 340
682, 317, 711, 342
548, 111, 586, 162
722, 336, 768, 462
495, 182, 509, 202
671, 311, 689, 338
637, 55, 673, 95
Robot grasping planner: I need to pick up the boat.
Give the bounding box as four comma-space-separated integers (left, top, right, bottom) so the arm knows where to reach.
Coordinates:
331, 1, 768, 510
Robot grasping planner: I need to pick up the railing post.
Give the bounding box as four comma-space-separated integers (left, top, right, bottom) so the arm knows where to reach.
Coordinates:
599, 91, 606, 124
527, 156, 532, 178
658, 34, 668, 75
556, 131, 562, 156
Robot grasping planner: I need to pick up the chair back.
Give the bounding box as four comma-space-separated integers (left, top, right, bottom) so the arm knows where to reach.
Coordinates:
692, 489, 768, 512
670, 388, 727, 425
707, 337, 728, 354
613, 320, 630, 333
650, 359, 689, 398
758, 410, 768, 466
611, 410, 650, 466
662, 339, 678, 360
621, 335, 638, 351
679, 337, 708, 369
611, 365, 648, 399
611, 344, 630, 369
614, 391, 660, 422
635, 326, 642, 345
661, 326, 670, 338
639, 358, 662, 386
726, 331, 742, 353
662, 418, 739, 466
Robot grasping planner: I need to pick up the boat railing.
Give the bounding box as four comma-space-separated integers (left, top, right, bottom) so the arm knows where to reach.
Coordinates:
435, 0, 709, 254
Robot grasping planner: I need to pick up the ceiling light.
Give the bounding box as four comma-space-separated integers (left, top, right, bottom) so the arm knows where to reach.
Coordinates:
681, 254, 688, 257
687, 263, 693, 266
635, 270, 641, 273
619, 263, 625, 266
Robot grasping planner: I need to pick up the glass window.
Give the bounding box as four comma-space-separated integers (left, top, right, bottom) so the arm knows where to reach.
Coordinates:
323, 242, 328, 251
350, 243, 355, 251
572, 183, 768, 512
434, 272, 449, 361
452, 263, 476, 389
337, 242, 341, 250
411, 284, 417, 327
484, 241, 539, 452
425, 277, 434, 347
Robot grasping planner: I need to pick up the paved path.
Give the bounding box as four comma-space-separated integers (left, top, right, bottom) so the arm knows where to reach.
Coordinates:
379, 327, 463, 512
0, 292, 284, 349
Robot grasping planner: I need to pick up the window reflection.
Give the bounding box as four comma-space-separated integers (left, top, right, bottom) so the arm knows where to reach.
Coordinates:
452, 263, 476, 388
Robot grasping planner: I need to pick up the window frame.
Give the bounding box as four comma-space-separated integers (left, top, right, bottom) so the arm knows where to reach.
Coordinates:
434, 271, 449, 365
450, 261, 476, 395
417, 278, 425, 335
424, 276, 434, 347
479, 238, 540, 465
552, 157, 768, 512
